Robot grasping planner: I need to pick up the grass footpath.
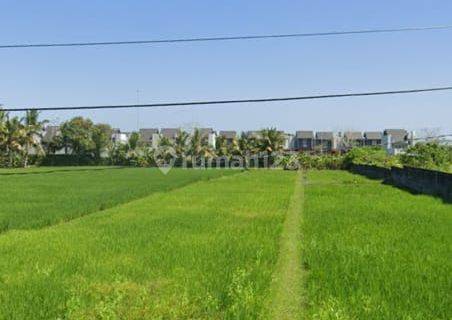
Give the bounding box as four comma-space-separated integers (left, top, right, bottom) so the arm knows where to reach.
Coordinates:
267, 170, 304, 320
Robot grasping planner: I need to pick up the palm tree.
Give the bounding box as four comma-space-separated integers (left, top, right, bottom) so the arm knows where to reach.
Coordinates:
4, 116, 26, 167
258, 128, 285, 153
188, 128, 215, 166
174, 129, 189, 159
155, 136, 175, 166
258, 128, 285, 166
215, 135, 228, 157
23, 110, 47, 167
238, 132, 255, 155
0, 110, 7, 149
0, 110, 7, 166
237, 132, 258, 168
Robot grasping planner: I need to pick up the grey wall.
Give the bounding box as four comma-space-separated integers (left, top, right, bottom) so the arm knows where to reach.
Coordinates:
350, 164, 452, 203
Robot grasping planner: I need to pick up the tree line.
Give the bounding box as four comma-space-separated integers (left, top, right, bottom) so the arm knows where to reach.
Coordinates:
1, 111, 450, 172
0, 111, 287, 168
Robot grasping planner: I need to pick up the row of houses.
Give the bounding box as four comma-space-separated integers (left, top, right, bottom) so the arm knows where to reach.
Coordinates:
111, 128, 217, 149
292, 129, 415, 154
43, 126, 415, 155
114, 127, 415, 154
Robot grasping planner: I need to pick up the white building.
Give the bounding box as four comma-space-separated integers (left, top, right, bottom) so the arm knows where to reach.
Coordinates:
111, 129, 130, 145
382, 129, 415, 155
198, 128, 216, 149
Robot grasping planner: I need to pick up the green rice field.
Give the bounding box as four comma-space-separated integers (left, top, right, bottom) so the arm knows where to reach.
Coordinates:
0, 167, 234, 232
0, 168, 450, 319
302, 171, 451, 319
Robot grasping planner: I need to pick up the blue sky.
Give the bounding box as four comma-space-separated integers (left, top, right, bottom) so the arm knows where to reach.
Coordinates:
1, 0, 451, 133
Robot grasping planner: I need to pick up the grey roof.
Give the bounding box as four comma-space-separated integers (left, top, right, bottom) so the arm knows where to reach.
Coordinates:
198, 128, 214, 138
112, 128, 121, 134
219, 131, 237, 139
343, 131, 363, 140
384, 129, 407, 142
139, 128, 159, 141
296, 131, 314, 139
42, 126, 60, 142
161, 128, 179, 139
316, 131, 334, 140
364, 131, 382, 140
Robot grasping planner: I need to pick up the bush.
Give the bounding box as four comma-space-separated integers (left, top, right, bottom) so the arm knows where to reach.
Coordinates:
343, 147, 399, 168
399, 143, 451, 172
276, 153, 345, 170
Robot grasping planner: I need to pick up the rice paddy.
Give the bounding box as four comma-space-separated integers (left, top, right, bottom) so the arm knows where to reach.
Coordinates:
301, 170, 451, 319
0, 167, 234, 233
0, 169, 295, 319
0, 168, 450, 319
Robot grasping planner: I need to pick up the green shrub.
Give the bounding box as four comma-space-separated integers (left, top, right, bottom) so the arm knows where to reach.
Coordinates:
276, 153, 345, 170
399, 142, 451, 172
343, 147, 399, 168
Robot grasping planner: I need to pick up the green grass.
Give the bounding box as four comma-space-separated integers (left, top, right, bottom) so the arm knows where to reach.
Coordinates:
0, 167, 235, 233
0, 166, 116, 174
1, 168, 450, 319
301, 170, 451, 319
267, 171, 304, 320
0, 170, 296, 319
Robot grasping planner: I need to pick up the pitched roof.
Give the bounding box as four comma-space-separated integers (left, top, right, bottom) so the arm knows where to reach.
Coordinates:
296, 131, 314, 139
384, 129, 407, 143
219, 131, 237, 139
343, 131, 363, 140
364, 131, 382, 140
198, 128, 214, 138
316, 131, 334, 140
161, 128, 179, 139
139, 128, 159, 141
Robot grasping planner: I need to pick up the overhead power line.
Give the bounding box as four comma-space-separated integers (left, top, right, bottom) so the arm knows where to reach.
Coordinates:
3, 86, 452, 112
1, 25, 451, 49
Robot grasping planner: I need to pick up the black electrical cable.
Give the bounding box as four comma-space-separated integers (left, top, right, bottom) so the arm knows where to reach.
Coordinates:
1, 25, 451, 49
3, 86, 452, 112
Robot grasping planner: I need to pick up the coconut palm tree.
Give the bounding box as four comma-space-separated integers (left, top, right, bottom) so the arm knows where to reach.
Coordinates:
258, 128, 285, 153
23, 110, 47, 167
154, 136, 175, 166
0, 110, 7, 149
236, 132, 259, 168
258, 128, 285, 166
174, 129, 189, 159
215, 135, 229, 157
0, 110, 7, 165
4, 116, 26, 167
238, 132, 257, 155
188, 128, 215, 166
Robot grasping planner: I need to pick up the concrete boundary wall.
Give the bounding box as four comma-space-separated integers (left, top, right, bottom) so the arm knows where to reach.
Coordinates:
350, 164, 452, 202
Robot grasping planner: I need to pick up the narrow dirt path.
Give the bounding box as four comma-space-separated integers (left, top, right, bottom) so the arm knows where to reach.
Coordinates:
268, 170, 305, 320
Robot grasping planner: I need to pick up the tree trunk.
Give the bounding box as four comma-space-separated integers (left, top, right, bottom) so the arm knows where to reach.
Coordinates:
23, 144, 29, 168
